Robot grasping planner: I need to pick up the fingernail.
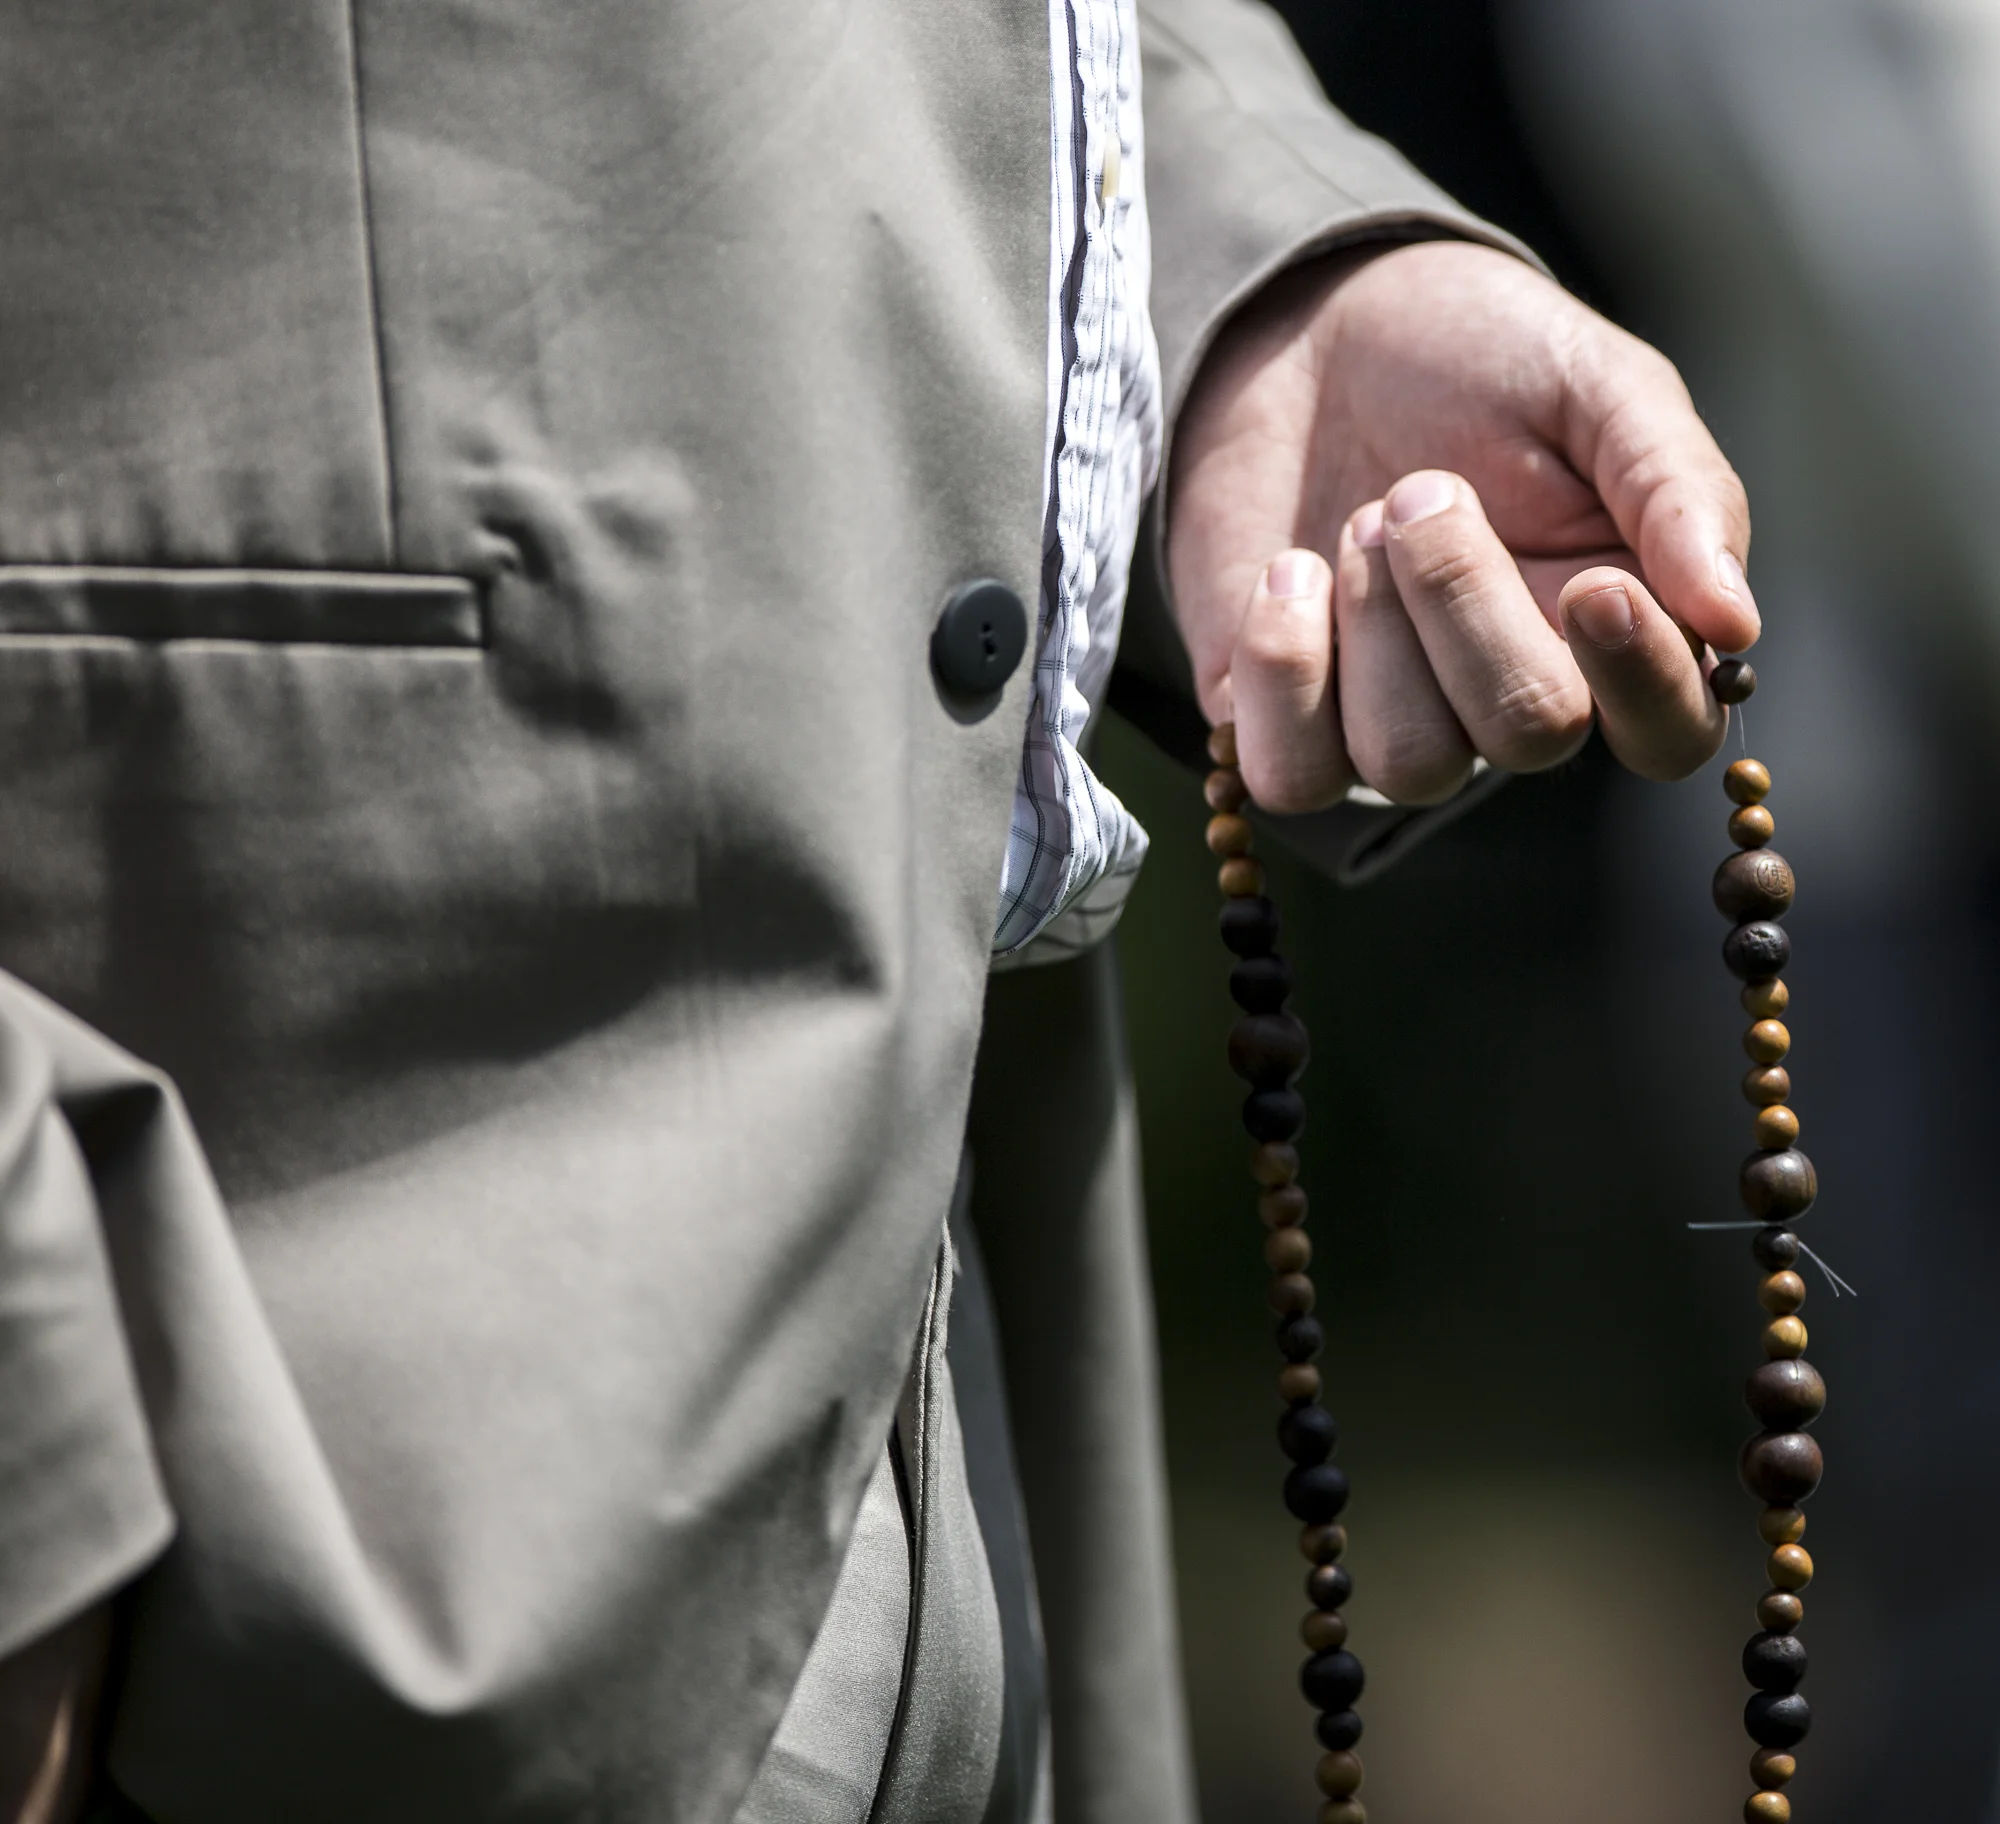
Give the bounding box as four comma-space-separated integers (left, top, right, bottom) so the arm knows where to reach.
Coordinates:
1718, 551, 1761, 626
1385, 470, 1456, 526
1566, 583, 1636, 650
1351, 501, 1386, 550
1265, 550, 1325, 599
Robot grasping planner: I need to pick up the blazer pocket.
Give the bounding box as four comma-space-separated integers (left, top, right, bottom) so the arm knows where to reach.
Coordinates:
0, 566, 483, 648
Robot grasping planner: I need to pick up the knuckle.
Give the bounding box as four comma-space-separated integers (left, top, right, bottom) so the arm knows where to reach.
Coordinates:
1355, 725, 1475, 806
1478, 671, 1593, 770
1242, 750, 1350, 815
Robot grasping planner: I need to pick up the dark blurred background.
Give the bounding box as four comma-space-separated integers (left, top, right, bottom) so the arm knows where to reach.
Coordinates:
1106, 2, 2000, 1819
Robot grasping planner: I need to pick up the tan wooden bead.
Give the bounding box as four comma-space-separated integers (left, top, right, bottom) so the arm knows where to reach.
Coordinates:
1268, 1272, 1316, 1317
1764, 1316, 1808, 1359
1758, 1505, 1806, 1545
1751, 1749, 1798, 1790
1252, 1142, 1300, 1187
1320, 1803, 1367, 1824
1316, 1752, 1364, 1798
1757, 1591, 1804, 1631
1265, 1227, 1313, 1274
1745, 1793, 1790, 1822
1207, 723, 1239, 767
1768, 1544, 1814, 1591
1726, 758, 1773, 805
1219, 856, 1266, 898
1755, 1105, 1800, 1149
1279, 1364, 1323, 1406
1758, 1272, 1806, 1317
1302, 1610, 1348, 1651
1204, 767, 1249, 813
1301, 1522, 1347, 1564
1205, 812, 1255, 858
1742, 978, 1790, 1019
1261, 1185, 1308, 1228
1743, 1066, 1792, 1106
1745, 1020, 1792, 1065
1730, 805, 1776, 848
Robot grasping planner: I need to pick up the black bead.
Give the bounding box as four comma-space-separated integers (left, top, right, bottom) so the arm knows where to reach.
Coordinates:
1743, 1630, 1808, 1693
1276, 1316, 1324, 1364
1228, 1013, 1311, 1089
1740, 1431, 1825, 1505
1243, 1088, 1306, 1143
1284, 1463, 1351, 1524
1746, 1359, 1827, 1431
1752, 1227, 1801, 1270
1724, 921, 1791, 981
1741, 1149, 1817, 1220
1308, 1563, 1353, 1610
1711, 658, 1758, 705
1220, 896, 1281, 958
1230, 955, 1294, 1014
930, 580, 1029, 697
1301, 1649, 1366, 1712
1714, 849, 1796, 921
1280, 1404, 1338, 1465
1316, 1710, 1364, 1752
1745, 1691, 1811, 1748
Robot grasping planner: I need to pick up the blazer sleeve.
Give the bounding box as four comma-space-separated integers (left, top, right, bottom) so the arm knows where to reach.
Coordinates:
1113, 0, 1541, 879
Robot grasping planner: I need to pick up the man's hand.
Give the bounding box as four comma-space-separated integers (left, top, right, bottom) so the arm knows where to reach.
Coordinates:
1168, 239, 1756, 811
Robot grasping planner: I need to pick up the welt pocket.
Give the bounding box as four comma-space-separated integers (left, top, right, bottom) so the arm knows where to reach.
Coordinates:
0, 566, 484, 648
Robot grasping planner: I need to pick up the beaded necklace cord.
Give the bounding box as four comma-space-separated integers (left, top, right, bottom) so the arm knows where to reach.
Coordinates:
1201, 658, 1822, 1824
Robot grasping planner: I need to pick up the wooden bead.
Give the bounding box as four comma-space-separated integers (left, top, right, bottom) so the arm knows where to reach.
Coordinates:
1744, 1630, 1808, 1692
1715, 850, 1796, 922
1745, 1793, 1791, 1823
1282, 1405, 1339, 1466
1261, 1185, 1308, 1228
1712, 658, 1758, 704
1280, 1364, 1323, 1405
1751, 1748, 1798, 1789
1219, 856, 1266, 898
1758, 1505, 1806, 1545
1206, 812, 1255, 857
1742, 979, 1789, 1018
1745, 1691, 1811, 1748
1277, 1316, 1324, 1363
1740, 1432, 1824, 1504
1730, 805, 1776, 849
1231, 955, 1294, 1013
1317, 1709, 1363, 1751
1286, 1463, 1351, 1524
1757, 1591, 1804, 1631
1251, 1142, 1300, 1187
1764, 1317, 1808, 1358
1741, 1149, 1817, 1220
1303, 1609, 1349, 1651
1746, 1360, 1826, 1431
1301, 1648, 1366, 1711
1320, 1802, 1367, 1824
1725, 921, 1791, 981
1308, 1562, 1353, 1608
1768, 1544, 1814, 1591
1752, 1227, 1801, 1270
1265, 1227, 1313, 1273
1268, 1272, 1316, 1317
1726, 759, 1773, 805
1219, 894, 1280, 957
1244, 1087, 1306, 1143
1744, 1020, 1792, 1064
1754, 1105, 1800, 1150
1316, 1751, 1364, 1798
1207, 723, 1239, 767
1301, 1522, 1347, 1564
1743, 1066, 1792, 1107
1204, 767, 1249, 813
1229, 1013, 1310, 1088
1759, 1273, 1806, 1317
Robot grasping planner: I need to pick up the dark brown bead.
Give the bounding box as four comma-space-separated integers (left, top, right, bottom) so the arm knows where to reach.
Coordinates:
1730, 805, 1776, 849
1740, 1432, 1824, 1504
1260, 1185, 1308, 1228
1746, 1793, 1791, 1823
1759, 1506, 1806, 1546
1251, 1142, 1299, 1187
1744, 1020, 1792, 1065
1204, 767, 1249, 813
1316, 1751, 1364, 1797
1317, 1710, 1363, 1752
1747, 1360, 1826, 1431
1742, 978, 1789, 1019
1301, 1522, 1347, 1564
1741, 1149, 1817, 1219
1725, 921, 1791, 981
1757, 1591, 1804, 1631
1715, 850, 1797, 922
1219, 894, 1280, 957
1279, 1364, 1323, 1405
1763, 1316, 1808, 1359
1744, 1691, 1811, 1748
1301, 1648, 1366, 1711
1206, 811, 1255, 857
1219, 855, 1266, 898
1308, 1562, 1353, 1608
1276, 1316, 1323, 1363
1751, 1748, 1798, 1789
1754, 1106, 1800, 1150
1231, 955, 1294, 1014
1244, 1088, 1307, 1143
1207, 723, 1239, 767
1768, 1544, 1814, 1591
1265, 1226, 1313, 1274
1712, 658, 1758, 704
1320, 1802, 1367, 1824
1743, 1066, 1793, 1106
1752, 1226, 1800, 1270
1726, 759, 1773, 805
1282, 1405, 1338, 1466
1285, 1463, 1350, 1524
1229, 1013, 1310, 1088
1743, 1630, 1807, 1692
1268, 1272, 1316, 1317
1303, 1610, 1349, 1651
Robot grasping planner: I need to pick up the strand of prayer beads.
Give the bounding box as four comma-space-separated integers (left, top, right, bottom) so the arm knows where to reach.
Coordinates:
1710, 661, 1824, 1824
1203, 723, 1366, 1824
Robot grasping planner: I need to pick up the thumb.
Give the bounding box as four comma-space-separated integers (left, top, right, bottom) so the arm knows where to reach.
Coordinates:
1231, 548, 1352, 813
